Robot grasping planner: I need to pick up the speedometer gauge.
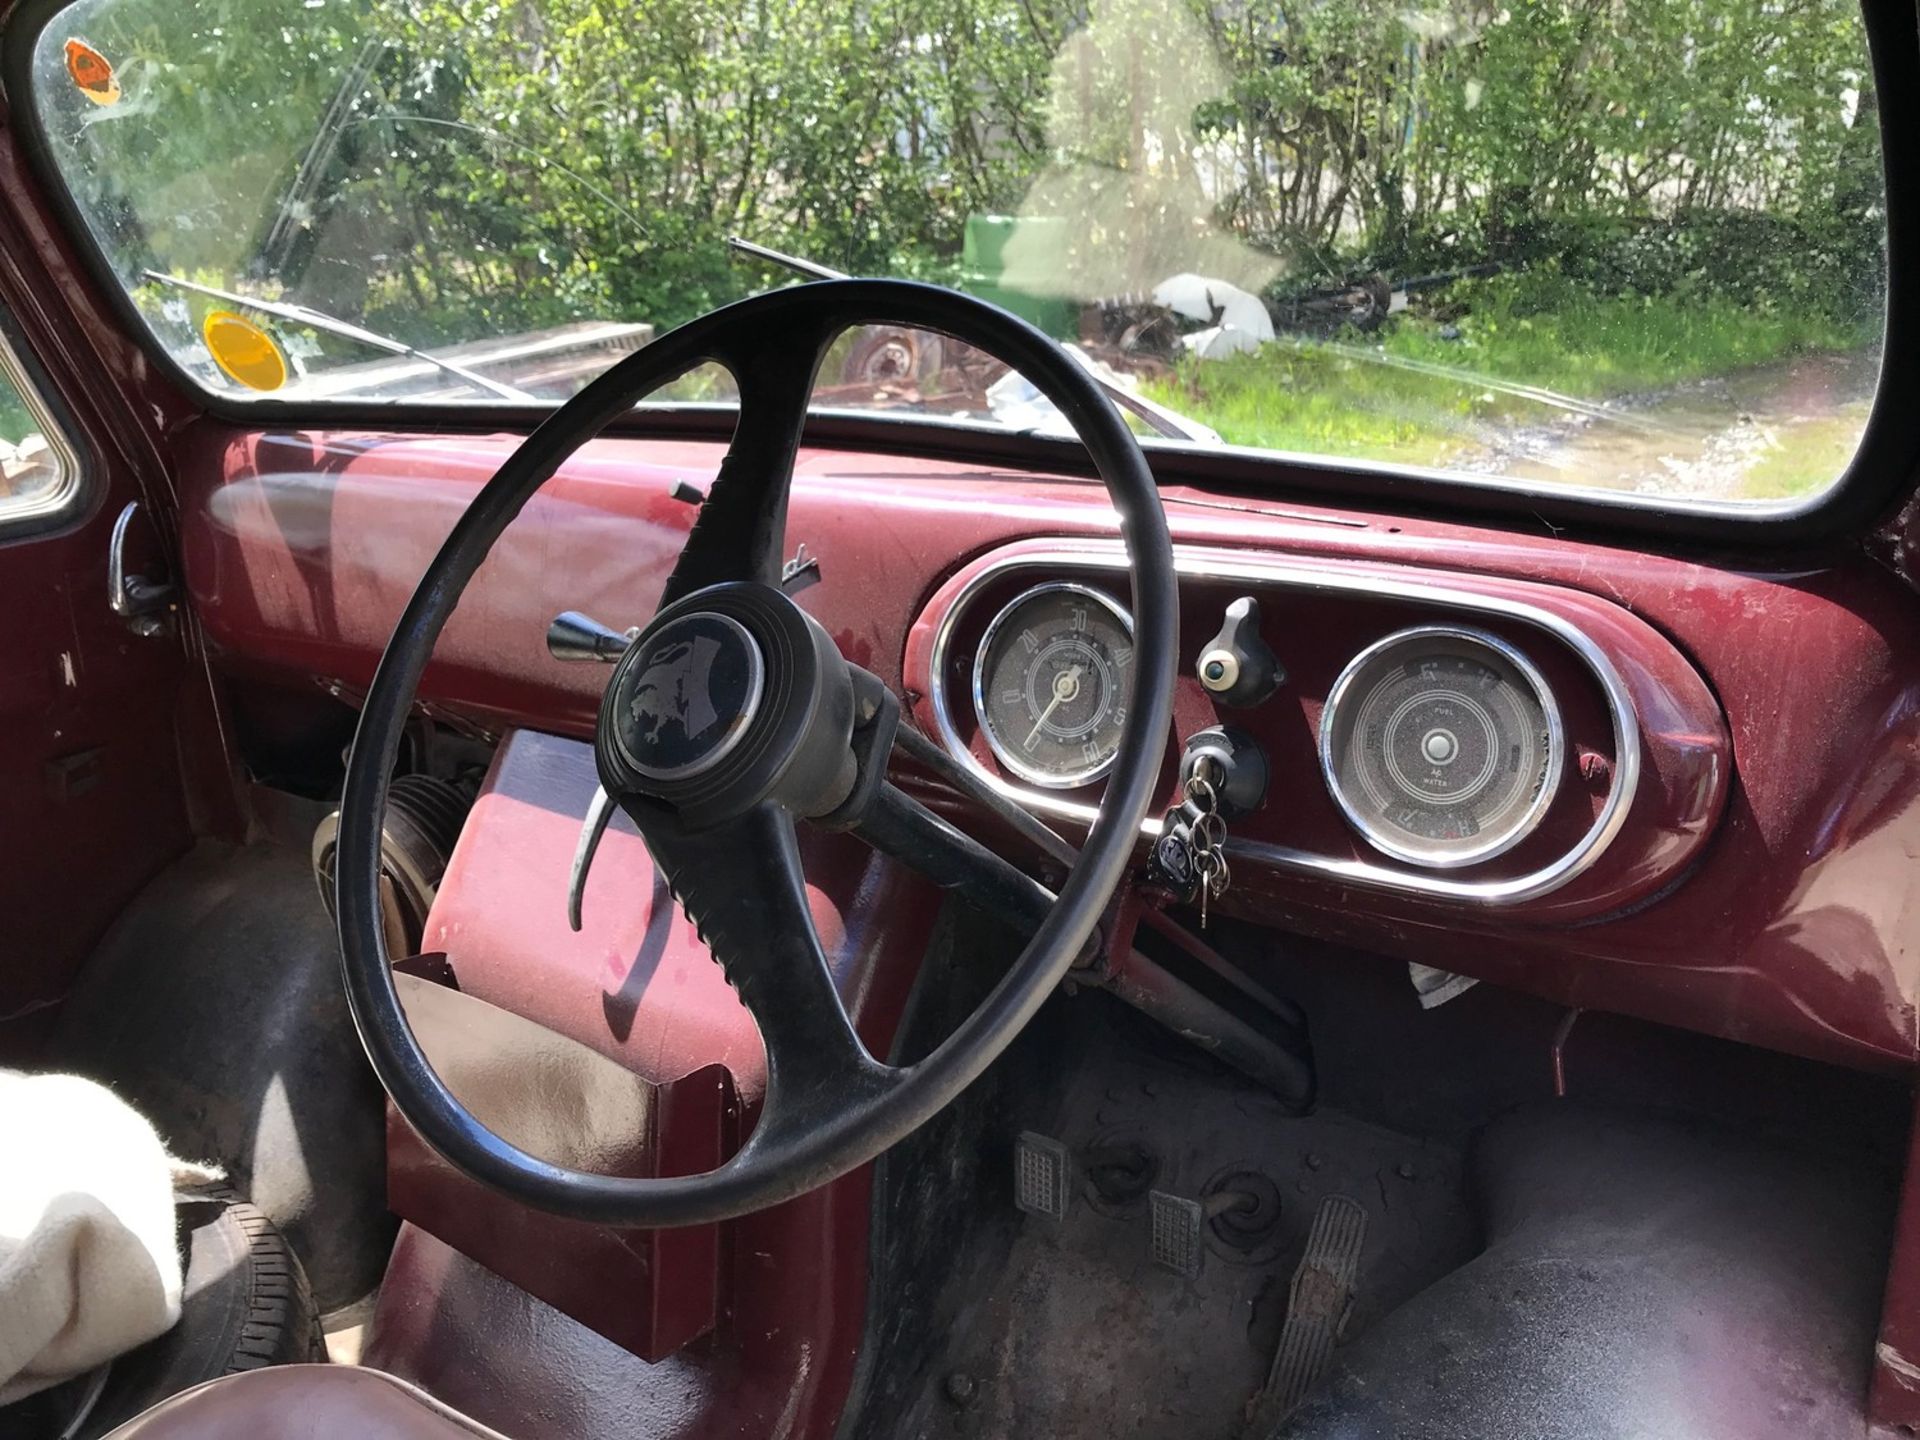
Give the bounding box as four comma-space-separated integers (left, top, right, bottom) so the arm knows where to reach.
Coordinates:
973, 583, 1135, 789
1320, 626, 1563, 868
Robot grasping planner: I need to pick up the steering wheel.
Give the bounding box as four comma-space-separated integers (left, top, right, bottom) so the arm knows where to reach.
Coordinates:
336, 280, 1177, 1228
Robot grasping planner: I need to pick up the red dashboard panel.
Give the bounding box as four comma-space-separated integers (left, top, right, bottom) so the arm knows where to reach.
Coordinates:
177, 423, 1920, 1072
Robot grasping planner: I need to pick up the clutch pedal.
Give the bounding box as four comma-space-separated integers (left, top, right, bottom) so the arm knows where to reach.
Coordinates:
1248, 1194, 1369, 1433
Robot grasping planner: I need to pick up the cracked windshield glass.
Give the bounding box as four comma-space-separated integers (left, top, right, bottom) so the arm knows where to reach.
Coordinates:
31, 0, 1885, 506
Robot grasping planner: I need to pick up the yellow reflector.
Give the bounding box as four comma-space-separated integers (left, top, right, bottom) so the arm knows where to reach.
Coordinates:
202, 311, 289, 392
64, 39, 121, 106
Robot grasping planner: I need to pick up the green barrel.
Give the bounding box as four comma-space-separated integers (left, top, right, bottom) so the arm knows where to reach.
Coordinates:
959, 215, 1079, 338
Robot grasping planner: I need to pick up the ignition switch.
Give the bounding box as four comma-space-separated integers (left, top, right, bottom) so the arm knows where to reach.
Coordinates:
1196, 596, 1284, 708
1180, 725, 1269, 817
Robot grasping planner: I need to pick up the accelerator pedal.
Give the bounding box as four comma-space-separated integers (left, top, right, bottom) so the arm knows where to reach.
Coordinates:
1014, 1131, 1072, 1221
1248, 1194, 1369, 1434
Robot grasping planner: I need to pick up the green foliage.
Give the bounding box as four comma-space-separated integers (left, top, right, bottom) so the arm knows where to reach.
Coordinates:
22, 0, 1883, 509
1006, 0, 1277, 297
27, 0, 1888, 459
339, 0, 1081, 334
35, 0, 369, 270
34, 0, 1080, 341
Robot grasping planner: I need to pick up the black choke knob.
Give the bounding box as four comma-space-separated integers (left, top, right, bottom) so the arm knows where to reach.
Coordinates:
1196, 597, 1283, 707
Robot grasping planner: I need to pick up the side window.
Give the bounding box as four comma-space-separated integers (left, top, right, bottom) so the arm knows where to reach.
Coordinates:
0, 335, 76, 529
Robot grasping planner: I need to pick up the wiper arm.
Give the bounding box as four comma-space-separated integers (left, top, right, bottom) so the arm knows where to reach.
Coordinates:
726, 236, 845, 283
141, 270, 539, 403
1279, 334, 1678, 435
724, 236, 1221, 445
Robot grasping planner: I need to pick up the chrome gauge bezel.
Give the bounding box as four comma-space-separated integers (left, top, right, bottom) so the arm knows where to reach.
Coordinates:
970, 581, 1136, 790
1319, 624, 1566, 869
923, 541, 1643, 908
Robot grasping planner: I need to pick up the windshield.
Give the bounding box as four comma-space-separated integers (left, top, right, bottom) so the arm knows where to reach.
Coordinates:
28, 0, 1887, 507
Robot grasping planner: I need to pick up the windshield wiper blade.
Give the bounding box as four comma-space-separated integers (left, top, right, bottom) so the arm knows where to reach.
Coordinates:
141, 270, 539, 403
724, 236, 1221, 445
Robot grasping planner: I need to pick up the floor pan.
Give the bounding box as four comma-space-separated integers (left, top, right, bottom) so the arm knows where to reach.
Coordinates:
901, 1016, 1479, 1440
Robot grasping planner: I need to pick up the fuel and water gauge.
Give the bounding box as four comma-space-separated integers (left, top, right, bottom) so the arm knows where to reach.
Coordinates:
1319, 625, 1563, 868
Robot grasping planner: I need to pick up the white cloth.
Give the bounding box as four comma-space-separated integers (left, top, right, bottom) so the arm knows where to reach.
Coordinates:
0, 1072, 188, 1403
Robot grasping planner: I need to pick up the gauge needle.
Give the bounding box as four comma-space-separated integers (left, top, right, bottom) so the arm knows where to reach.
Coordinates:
1024, 664, 1084, 750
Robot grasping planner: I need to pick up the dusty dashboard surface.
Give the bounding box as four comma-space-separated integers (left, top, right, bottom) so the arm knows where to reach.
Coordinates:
182, 426, 1920, 1072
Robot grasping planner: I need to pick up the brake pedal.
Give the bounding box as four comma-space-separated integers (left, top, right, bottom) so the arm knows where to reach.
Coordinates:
1249, 1194, 1368, 1432
1149, 1189, 1205, 1278
1014, 1131, 1071, 1220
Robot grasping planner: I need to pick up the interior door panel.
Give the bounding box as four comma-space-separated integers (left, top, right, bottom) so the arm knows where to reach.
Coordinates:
0, 380, 192, 1051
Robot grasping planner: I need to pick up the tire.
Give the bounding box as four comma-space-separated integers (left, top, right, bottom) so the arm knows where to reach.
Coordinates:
75, 1188, 324, 1436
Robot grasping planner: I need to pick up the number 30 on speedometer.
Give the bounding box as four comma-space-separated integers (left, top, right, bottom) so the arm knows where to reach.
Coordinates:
972, 583, 1135, 789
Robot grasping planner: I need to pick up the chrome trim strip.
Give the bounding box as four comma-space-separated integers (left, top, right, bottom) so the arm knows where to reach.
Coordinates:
924, 541, 1644, 907
970, 580, 1135, 789
1316, 625, 1566, 869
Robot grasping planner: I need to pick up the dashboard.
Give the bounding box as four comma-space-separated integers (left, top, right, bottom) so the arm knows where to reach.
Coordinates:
178, 427, 1920, 1076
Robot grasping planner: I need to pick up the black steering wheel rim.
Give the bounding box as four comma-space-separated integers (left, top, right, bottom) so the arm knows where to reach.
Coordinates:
336, 279, 1178, 1228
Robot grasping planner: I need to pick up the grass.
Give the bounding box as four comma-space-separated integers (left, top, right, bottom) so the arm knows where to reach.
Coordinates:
1138, 274, 1877, 496
1396, 276, 1865, 395
1740, 410, 1874, 501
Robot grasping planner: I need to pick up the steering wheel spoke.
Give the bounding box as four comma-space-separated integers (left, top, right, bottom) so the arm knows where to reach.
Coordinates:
636, 800, 890, 1123
662, 324, 835, 605
851, 782, 1058, 937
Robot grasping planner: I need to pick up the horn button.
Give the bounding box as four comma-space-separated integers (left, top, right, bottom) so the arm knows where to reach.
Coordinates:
613, 611, 765, 782
597, 582, 858, 825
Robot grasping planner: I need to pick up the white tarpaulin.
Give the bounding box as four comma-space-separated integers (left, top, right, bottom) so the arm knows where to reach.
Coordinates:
1153, 273, 1275, 359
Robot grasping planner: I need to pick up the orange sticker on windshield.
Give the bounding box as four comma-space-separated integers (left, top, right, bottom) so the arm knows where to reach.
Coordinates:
64, 39, 121, 107
202, 311, 289, 393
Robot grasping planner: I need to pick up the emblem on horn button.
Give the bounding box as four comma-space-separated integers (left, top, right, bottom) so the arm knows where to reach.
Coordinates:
615, 611, 765, 781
